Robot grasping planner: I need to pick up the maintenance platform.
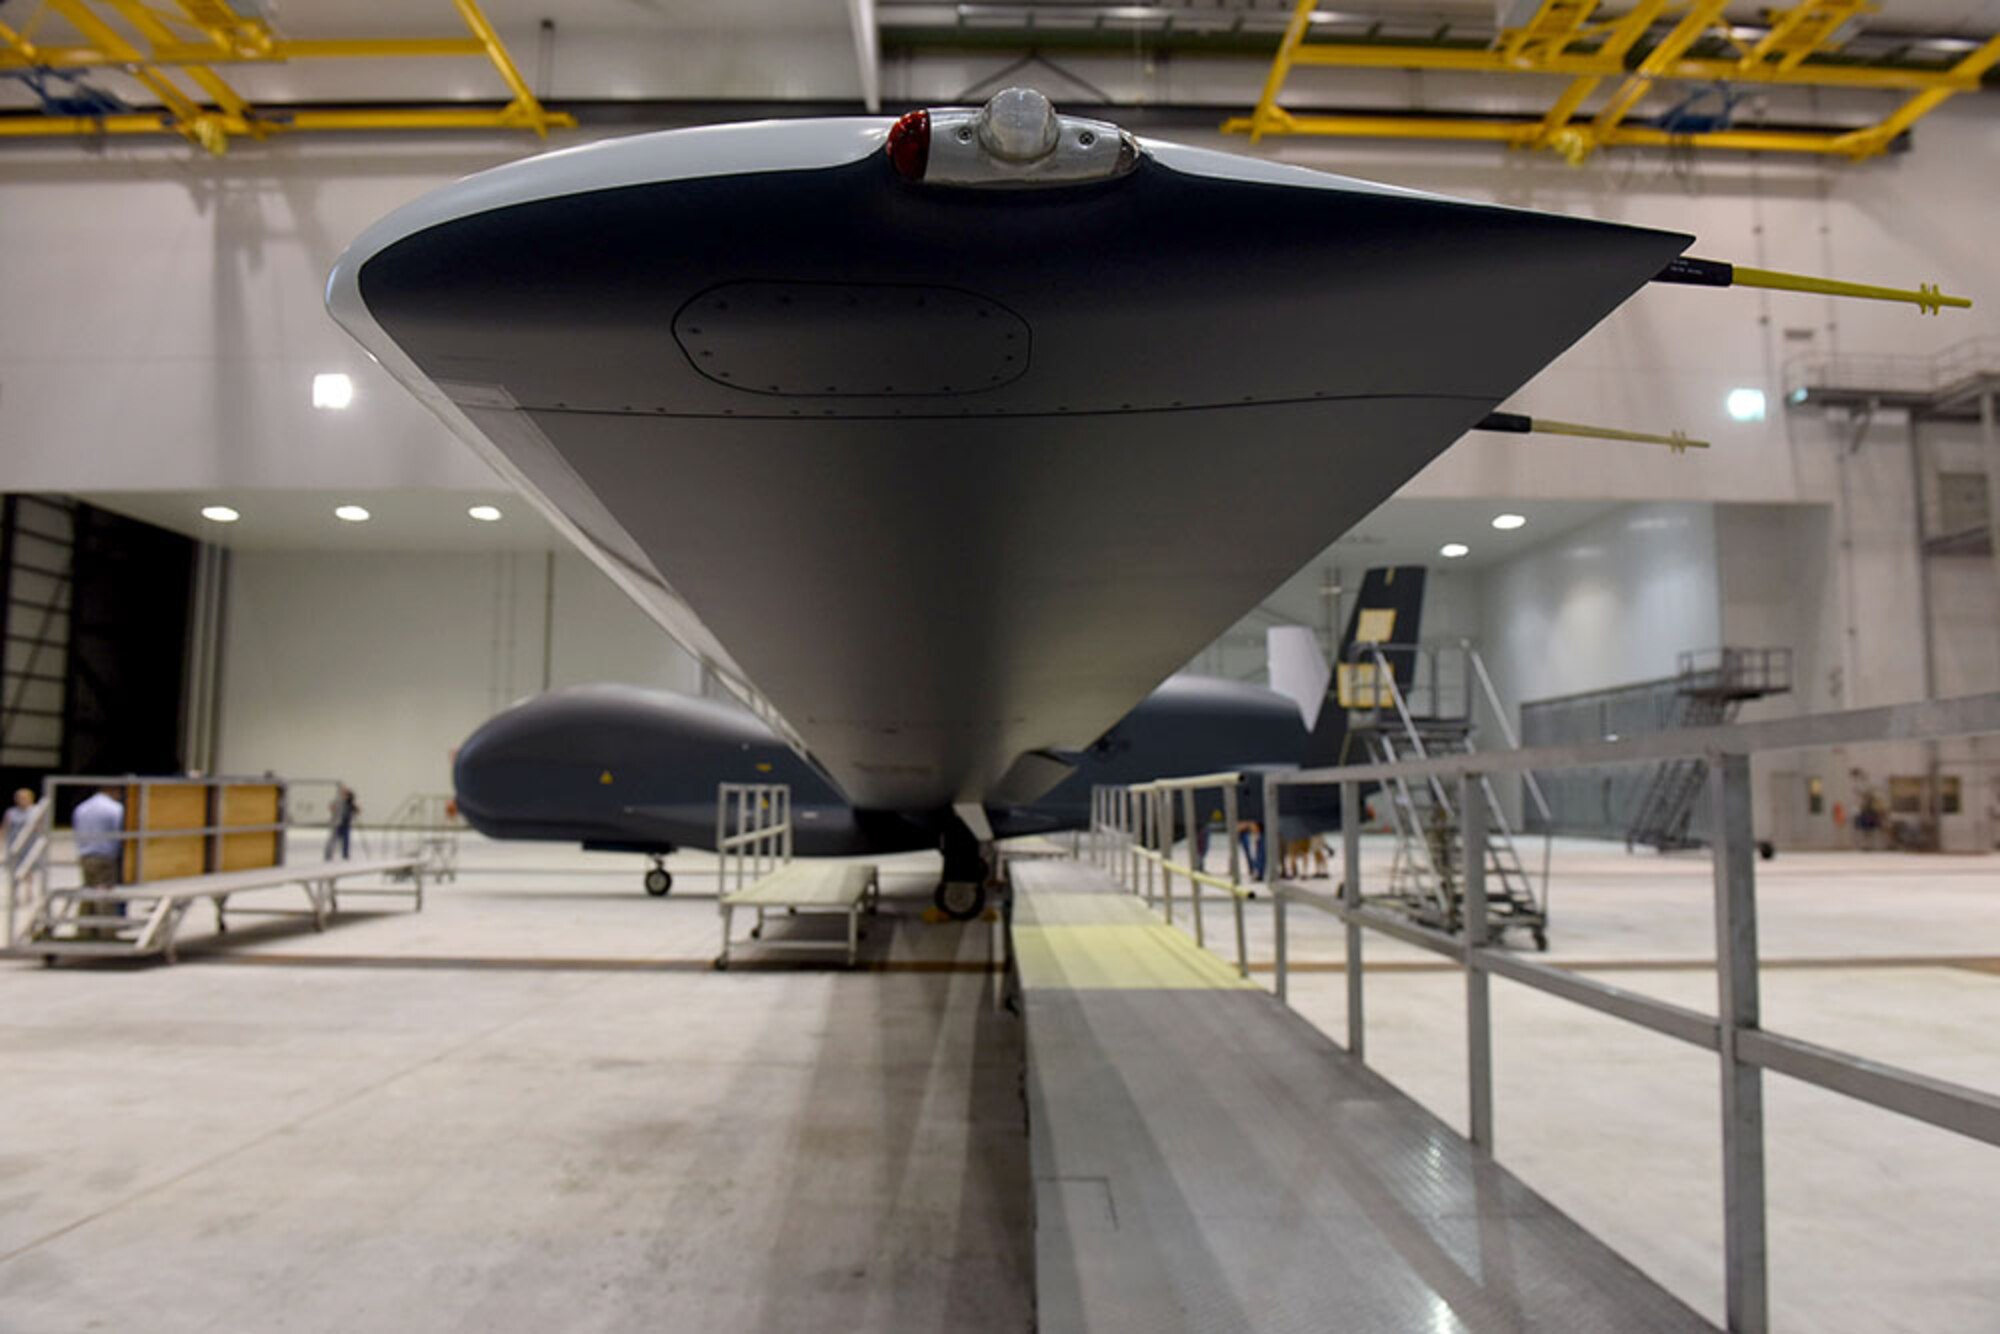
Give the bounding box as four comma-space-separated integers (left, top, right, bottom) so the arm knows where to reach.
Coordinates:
1011, 857, 1710, 1333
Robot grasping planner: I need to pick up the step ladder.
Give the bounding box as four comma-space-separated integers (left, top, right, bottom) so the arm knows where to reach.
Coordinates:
1349, 644, 1549, 950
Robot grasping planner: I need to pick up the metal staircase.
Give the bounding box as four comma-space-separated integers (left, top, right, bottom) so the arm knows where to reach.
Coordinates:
1347, 642, 1550, 950
1625, 648, 1792, 852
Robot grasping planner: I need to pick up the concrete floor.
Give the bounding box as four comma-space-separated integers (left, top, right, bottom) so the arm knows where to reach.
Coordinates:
0, 846, 1029, 1333
2, 834, 1996, 1332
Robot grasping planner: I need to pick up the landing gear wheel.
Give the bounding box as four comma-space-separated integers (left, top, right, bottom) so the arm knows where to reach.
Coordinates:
1532, 927, 1549, 953
1757, 840, 1776, 862
644, 866, 673, 897
934, 880, 988, 921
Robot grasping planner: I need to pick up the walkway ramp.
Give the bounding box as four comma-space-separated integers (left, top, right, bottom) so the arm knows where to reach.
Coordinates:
1011, 858, 1710, 1334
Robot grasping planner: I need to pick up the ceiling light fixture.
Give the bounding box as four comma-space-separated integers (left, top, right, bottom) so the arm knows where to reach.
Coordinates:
1725, 387, 1766, 422
467, 505, 503, 522
200, 505, 240, 523
313, 372, 355, 410
334, 504, 371, 522
1491, 513, 1526, 530
1440, 542, 1470, 559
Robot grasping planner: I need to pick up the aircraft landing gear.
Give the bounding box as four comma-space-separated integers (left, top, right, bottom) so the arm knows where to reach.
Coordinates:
644, 857, 673, 897
933, 879, 988, 921
934, 823, 991, 921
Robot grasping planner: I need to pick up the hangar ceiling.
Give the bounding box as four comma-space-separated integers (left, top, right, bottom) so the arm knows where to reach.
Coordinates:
76, 489, 1621, 570
82, 489, 564, 552
0, 0, 1994, 157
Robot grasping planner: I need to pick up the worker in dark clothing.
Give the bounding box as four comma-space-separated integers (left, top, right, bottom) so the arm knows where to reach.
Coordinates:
326, 785, 359, 860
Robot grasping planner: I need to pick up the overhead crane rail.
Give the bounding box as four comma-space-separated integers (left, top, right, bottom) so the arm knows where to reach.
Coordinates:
1223, 0, 2000, 160
0, 0, 571, 153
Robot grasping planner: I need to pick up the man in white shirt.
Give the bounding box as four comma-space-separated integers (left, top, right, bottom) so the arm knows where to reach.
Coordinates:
72, 786, 125, 940
4, 788, 35, 876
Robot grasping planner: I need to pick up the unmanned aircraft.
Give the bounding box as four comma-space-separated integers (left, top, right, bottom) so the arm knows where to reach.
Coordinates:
328, 89, 1966, 912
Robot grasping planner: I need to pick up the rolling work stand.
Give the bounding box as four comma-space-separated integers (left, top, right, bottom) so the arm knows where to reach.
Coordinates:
1342, 640, 1552, 950
1625, 647, 1791, 854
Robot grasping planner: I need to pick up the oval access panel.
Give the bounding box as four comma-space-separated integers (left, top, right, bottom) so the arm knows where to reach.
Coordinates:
673, 281, 1029, 397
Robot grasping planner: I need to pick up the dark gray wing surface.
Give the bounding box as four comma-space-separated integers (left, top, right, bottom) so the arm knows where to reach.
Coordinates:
337, 122, 1689, 810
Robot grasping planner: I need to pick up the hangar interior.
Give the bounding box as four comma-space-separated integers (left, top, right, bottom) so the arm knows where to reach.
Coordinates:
1, 2, 1998, 1331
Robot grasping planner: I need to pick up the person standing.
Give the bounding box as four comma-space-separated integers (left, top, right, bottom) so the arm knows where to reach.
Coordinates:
72, 785, 126, 940
326, 784, 358, 860
5, 788, 37, 876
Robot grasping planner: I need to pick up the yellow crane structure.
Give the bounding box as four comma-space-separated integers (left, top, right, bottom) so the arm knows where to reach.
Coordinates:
1223, 0, 2000, 160
0, 0, 570, 153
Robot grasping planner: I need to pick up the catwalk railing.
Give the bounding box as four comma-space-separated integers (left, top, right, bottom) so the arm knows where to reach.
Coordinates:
1089, 771, 1253, 978
1256, 689, 2000, 1334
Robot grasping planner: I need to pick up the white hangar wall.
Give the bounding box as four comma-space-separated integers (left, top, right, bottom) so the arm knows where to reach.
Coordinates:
215, 549, 700, 813
1, 101, 1996, 499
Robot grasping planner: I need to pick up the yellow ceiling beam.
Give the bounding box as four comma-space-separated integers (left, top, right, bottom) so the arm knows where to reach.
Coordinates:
1289, 42, 1616, 74
1739, 0, 1872, 73
1667, 57, 1979, 89
1221, 0, 1996, 161
169, 0, 275, 58
103, 0, 255, 126
0, 37, 491, 69
1536, 0, 1671, 151
0, 0, 572, 150
1246, 0, 1318, 143
451, 0, 553, 135
1498, 0, 1600, 64
1218, 109, 1878, 155
0, 105, 564, 138
42, 0, 217, 148
1592, 0, 1734, 138
1830, 32, 2000, 156
1246, 37, 1979, 91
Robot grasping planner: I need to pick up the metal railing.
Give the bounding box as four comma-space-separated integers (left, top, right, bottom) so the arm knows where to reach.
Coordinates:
1784, 335, 2000, 404
5, 773, 373, 952
1260, 688, 2000, 1334
715, 782, 791, 896
1677, 646, 1794, 698
1090, 770, 1253, 978
381, 792, 462, 883
3, 795, 53, 947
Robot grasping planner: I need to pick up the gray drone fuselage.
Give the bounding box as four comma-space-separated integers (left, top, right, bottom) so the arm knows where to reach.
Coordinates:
454, 673, 1330, 858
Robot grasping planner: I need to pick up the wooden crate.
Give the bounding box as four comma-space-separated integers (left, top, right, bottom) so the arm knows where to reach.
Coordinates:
123, 783, 207, 882
218, 783, 282, 872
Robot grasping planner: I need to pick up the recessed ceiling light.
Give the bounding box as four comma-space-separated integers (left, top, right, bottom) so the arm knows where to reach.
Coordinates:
334, 504, 371, 522
467, 505, 503, 522
1725, 387, 1766, 422
312, 372, 354, 410
1440, 542, 1470, 559
1491, 513, 1526, 530
200, 505, 240, 523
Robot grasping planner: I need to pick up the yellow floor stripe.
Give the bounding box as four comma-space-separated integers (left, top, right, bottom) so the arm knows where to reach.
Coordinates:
1014, 922, 1254, 992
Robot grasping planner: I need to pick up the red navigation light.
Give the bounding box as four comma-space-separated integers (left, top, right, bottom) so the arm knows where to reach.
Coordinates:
886, 109, 930, 180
